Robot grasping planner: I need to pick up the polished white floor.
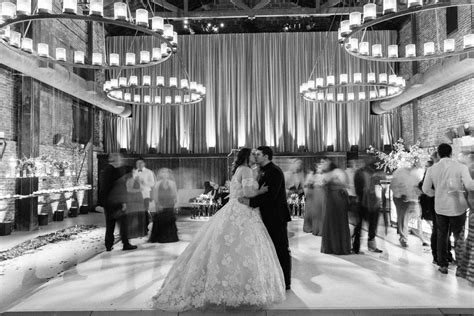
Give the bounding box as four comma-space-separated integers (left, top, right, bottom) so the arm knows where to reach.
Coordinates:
4, 218, 474, 314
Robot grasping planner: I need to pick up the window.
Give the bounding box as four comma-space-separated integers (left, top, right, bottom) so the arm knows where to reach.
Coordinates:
446, 7, 458, 35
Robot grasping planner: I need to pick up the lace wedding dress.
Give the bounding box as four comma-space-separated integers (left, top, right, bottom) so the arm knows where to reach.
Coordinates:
152, 166, 286, 311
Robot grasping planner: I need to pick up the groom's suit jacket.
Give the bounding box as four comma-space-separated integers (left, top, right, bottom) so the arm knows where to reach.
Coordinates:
249, 162, 291, 230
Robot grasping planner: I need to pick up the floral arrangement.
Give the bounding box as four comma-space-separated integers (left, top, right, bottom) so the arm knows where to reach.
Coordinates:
367, 138, 430, 173
18, 156, 37, 174
287, 193, 300, 205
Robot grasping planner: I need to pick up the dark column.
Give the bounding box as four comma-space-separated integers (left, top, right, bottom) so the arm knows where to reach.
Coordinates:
15, 77, 40, 231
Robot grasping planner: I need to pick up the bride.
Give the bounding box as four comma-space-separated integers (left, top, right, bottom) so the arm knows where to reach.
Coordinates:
152, 148, 286, 311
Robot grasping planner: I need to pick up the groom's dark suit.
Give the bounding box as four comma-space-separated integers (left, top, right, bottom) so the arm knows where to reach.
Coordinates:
249, 162, 292, 287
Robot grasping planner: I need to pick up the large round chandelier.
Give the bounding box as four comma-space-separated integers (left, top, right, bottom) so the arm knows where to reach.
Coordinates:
300, 72, 405, 103
340, 0, 474, 62
103, 74, 206, 106
0, 0, 177, 69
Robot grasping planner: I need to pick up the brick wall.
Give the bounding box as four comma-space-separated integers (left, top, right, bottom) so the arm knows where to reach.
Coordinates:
400, 103, 414, 146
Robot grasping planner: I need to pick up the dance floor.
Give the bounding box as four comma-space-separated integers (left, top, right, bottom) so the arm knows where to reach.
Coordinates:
3, 218, 474, 316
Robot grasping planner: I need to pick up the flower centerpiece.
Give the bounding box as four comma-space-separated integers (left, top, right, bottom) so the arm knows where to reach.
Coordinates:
18, 156, 37, 177
367, 138, 430, 173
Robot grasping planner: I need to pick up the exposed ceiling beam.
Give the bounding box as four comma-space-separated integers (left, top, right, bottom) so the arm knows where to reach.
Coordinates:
252, 0, 271, 10
157, 7, 359, 20
230, 0, 252, 10
151, 0, 179, 12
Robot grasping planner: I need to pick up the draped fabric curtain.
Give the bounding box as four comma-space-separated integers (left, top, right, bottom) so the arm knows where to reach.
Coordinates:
104, 112, 132, 152
104, 31, 400, 154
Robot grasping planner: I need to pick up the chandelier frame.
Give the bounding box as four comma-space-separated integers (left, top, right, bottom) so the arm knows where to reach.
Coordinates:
0, 13, 175, 70
341, 0, 474, 62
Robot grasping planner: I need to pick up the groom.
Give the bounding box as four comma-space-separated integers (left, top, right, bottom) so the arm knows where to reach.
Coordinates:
239, 146, 292, 290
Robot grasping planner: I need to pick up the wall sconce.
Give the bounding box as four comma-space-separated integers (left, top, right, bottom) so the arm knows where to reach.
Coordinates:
0, 132, 6, 160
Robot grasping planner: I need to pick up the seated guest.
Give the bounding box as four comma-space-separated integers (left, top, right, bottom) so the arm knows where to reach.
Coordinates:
149, 168, 179, 243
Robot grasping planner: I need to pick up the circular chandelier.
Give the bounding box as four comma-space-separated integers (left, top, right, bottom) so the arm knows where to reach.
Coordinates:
0, 0, 177, 69
300, 72, 405, 103
339, 0, 474, 62
103, 74, 206, 106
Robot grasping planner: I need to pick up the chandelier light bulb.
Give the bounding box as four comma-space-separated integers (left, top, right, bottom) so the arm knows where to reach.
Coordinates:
316, 77, 324, 87
363, 3, 377, 22
340, 74, 348, 84
163, 24, 174, 40
423, 42, 435, 56
388, 87, 395, 95
175, 95, 182, 103
172, 32, 178, 47
379, 88, 387, 97
353, 73, 362, 83
326, 75, 335, 86
154, 96, 161, 104
109, 53, 120, 66
369, 90, 377, 99
359, 42, 370, 55
389, 74, 397, 85
152, 47, 162, 61
140, 51, 150, 64
340, 20, 351, 36
38, 0, 53, 14
388, 45, 398, 58
152, 17, 164, 32
383, 0, 397, 14
349, 38, 359, 52
125, 53, 136, 66
181, 79, 189, 89
326, 93, 334, 101
118, 77, 127, 87
317, 92, 325, 101
17, 0, 31, 16
124, 93, 131, 102
407, 0, 423, 8
367, 72, 376, 83
115, 91, 123, 100
463, 34, 474, 49
443, 39, 455, 52
129, 76, 138, 86
337, 93, 344, 102
92, 53, 102, 65
160, 43, 169, 56
169, 77, 178, 87
37, 43, 49, 57
372, 44, 382, 57
142, 75, 151, 86
405, 44, 416, 57
56, 47, 66, 61
110, 79, 119, 89
184, 95, 191, 103
114, 2, 127, 20
103, 81, 111, 92
144, 95, 151, 104
1, 2, 16, 19
156, 76, 165, 86
165, 96, 172, 104
190, 81, 198, 91
379, 73, 388, 84
63, 0, 77, 14
349, 12, 362, 28
337, 28, 343, 43
135, 9, 148, 27
134, 95, 141, 103
358, 91, 366, 100
89, 0, 103, 16
347, 92, 355, 101
9, 31, 21, 48
21, 38, 33, 53
0, 26, 11, 41
74, 51, 85, 64
301, 83, 309, 93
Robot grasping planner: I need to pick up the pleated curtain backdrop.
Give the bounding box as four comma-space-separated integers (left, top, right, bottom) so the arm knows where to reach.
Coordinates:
104, 31, 400, 154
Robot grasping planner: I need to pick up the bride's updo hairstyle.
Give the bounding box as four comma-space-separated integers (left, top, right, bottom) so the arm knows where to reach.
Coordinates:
232, 147, 252, 175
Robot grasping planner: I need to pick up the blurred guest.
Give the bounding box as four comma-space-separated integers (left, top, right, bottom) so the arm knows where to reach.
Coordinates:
320, 159, 351, 255
303, 161, 326, 236
134, 157, 155, 212
423, 143, 474, 274
150, 168, 179, 243
216, 180, 231, 207
285, 159, 305, 198
391, 162, 424, 248
353, 159, 385, 254
126, 170, 147, 238
457, 175, 474, 283
345, 160, 359, 228
97, 153, 136, 251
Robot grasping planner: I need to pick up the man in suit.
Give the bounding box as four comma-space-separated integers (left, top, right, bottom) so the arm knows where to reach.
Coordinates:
239, 146, 292, 290
97, 153, 137, 251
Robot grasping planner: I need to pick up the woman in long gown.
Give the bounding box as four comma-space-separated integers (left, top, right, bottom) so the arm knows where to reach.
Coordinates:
152, 148, 286, 311
303, 162, 326, 236
320, 159, 352, 255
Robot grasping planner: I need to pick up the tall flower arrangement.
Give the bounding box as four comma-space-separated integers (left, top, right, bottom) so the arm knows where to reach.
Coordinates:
367, 139, 430, 173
